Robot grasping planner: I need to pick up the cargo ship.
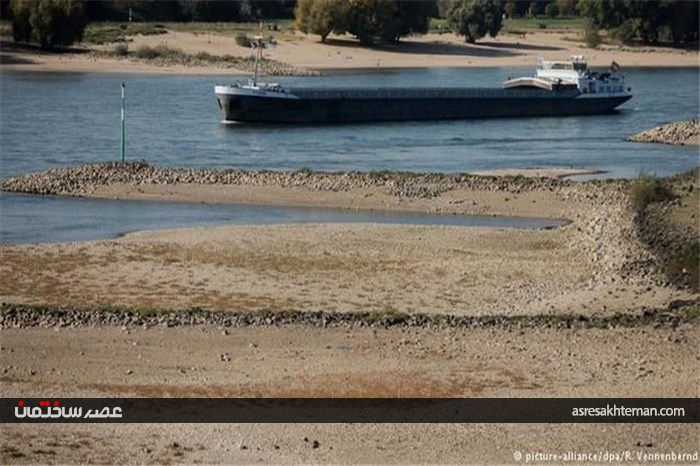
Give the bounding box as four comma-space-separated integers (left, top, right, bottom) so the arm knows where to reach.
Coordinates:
215, 43, 632, 124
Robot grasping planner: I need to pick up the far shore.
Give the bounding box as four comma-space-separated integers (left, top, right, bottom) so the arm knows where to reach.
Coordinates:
1, 28, 698, 76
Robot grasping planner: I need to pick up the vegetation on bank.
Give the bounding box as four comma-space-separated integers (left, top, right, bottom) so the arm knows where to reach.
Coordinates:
630, 171, 699, 292
629, 173, 676, 212
8, 0, 86, 49
83, 22, 167, 45
96, 43, 313, 76
3, 0, 697, 51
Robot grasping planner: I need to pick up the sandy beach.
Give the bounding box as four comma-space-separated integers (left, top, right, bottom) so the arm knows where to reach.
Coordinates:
1, 27, 698, 75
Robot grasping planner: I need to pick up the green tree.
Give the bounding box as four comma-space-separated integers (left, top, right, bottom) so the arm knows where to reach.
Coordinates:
385, 0, 437, 42
528, 1, 539, 17
128, 0, 182, 22
545, 2, 558, 18
555, 0, 576, 16
10, 0, 85, 49
295, 0, 436, 45
578, 0, 698, 45
295, 0, 348, 42
504, 0, 517, 18
666, 0, 699, 44
179, 0, 249, 22
447, 0, 502, 43
346, 0, 396, 45
583, 18, 601, 48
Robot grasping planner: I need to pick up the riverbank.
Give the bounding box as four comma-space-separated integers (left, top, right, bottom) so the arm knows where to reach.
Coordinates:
1, 28, 698, 75
1, 164, 698, 463
2, 163, 697, 316
629, 119, 700, 146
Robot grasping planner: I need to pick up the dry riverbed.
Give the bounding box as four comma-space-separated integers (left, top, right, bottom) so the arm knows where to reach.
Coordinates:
2, 163, 696, 316
1, 164, 698, 464
1, 324, 699, 463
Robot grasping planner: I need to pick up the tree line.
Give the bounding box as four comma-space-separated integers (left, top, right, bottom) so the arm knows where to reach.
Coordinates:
3, 0, 698, 50
578, 0, 698, 45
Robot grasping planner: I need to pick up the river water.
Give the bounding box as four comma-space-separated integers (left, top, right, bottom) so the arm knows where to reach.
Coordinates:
0, 67, 697, 243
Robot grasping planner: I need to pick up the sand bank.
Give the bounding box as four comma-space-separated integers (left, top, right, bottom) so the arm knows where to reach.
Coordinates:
1, 163, 697, 462
1, 29, 697, 75
2, 164, 695, 317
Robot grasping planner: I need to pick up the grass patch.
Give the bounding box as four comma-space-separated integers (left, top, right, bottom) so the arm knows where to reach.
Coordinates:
112, 43, 129, 56
134, 43, 184, 60
235, 32, 252, 48
502, 16, 585, 34
668, 241, 699, 292
684, 305, 700, 320
133, 307, 163, 318
629, 173, 676, 211
165, 20, 295, 35
358, 306, 410, 326
83, 22, 167, 44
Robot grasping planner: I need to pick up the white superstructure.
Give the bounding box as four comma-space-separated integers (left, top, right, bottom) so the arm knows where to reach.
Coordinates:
534, 55, 631, 97
215, 34, 299, 101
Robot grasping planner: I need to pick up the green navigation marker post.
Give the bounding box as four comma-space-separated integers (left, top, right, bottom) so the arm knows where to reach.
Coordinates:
121, 82, 126, 163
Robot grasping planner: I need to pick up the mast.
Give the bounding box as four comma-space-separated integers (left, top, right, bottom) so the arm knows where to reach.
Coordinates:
249, 25, 276, 88
252, 36, 263, 87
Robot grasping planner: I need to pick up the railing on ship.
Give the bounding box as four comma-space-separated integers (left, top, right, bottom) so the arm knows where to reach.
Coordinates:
294, 88, 574, 99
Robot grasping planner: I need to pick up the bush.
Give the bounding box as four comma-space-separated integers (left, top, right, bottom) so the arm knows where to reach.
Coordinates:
545, 2, 558, 18
134, 44, 183, 60
629, 173, 676, 211
113, 43, 128, 56
235, 33, 252, 48
584, 19, 601, 48
669, 241, 699, 292
610, 19, 636, 45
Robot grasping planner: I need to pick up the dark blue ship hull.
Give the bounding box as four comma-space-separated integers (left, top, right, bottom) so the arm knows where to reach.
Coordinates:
217, 87, 632, 124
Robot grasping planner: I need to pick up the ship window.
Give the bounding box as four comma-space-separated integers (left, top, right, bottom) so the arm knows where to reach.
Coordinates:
217, 99, 222, 110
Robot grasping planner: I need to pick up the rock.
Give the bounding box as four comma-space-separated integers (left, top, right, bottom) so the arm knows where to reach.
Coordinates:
628, 119, 699, 146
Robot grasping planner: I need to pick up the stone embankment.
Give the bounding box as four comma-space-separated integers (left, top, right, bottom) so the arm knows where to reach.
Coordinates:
0, 302, 697, 331
0, 162, 624, 201
628, 119, 700, 146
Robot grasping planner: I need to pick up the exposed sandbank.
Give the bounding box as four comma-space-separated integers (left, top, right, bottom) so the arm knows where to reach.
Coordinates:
1, 29, 697, 75
2, 164, 696, 317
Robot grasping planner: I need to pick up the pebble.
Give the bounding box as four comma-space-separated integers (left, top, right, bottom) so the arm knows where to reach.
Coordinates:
0, 161, 575, 200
